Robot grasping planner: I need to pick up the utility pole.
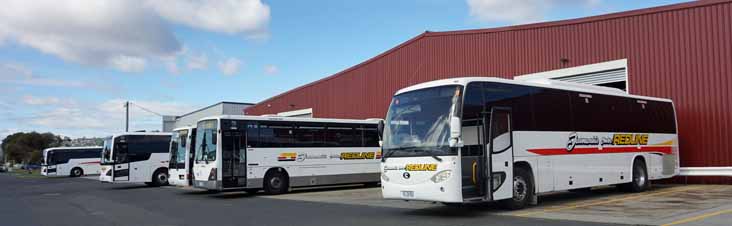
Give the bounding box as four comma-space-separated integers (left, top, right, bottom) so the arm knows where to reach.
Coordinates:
125, 101, 129, 132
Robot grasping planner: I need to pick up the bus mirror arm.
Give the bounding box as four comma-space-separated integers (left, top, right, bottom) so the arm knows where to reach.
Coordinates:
377, 120, 385, 142
449, 117, 463, 147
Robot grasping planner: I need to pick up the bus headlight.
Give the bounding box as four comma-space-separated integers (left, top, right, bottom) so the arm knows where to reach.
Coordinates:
381, 173, 390, 182
430, 170, 452, 183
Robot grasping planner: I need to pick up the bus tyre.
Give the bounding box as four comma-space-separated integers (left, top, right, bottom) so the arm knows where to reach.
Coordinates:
500, 167, 533, 210
70, 168, 83, 177
264, 170, 289, 195
624, 159, 649, 192
151, 169, 169, 187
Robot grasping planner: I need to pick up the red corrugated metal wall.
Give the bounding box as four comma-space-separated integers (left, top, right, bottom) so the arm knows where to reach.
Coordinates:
247, 1, 732, 183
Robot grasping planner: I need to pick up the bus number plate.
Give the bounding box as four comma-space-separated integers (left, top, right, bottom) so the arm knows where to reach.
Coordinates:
401, 191, 414, 198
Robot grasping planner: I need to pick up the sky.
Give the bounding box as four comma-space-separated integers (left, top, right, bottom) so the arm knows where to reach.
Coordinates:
0, 0, 689, 140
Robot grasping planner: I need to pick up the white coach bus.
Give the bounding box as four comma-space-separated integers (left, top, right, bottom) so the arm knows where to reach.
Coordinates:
41, 147, 103, 177
192, 115, 381, 194
100, 132, 172, 186
168, 127, 196, 187
379, 77, 679, 209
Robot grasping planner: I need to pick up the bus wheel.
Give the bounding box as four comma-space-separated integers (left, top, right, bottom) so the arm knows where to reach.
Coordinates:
624, 159, 649, 192
264, 170, 289, 195
151, 169, 169, 186
70, 168, 83, 177
500, 167, 534, 210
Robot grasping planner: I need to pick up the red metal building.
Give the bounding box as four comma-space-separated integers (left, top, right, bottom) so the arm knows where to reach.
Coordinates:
247, 0, 732, 183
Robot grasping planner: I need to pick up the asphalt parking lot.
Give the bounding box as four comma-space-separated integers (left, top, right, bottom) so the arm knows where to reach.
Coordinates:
2, 173, 731, 226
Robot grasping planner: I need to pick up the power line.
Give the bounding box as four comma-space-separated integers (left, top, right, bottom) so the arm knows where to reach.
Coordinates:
128, 102, 163, 117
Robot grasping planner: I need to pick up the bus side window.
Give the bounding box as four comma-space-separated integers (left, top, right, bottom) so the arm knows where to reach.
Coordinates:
259, 122, 293, 148
246, 122, 258, 148
292, 122, 326, 147
361, 125, 379, 147
532, 89, 573, 131
326, 125, 356, 147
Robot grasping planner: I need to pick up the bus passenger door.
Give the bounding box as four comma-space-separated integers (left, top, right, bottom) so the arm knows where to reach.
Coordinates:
460, 118, 488, 200
187, 129, 197, 186
46, 152, 58, 176
488, 107, 513, 201
113, 143, 130, 181
222, 130, 246, 188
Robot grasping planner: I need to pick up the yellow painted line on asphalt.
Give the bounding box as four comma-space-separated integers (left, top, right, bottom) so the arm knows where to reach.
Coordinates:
661, 209, 732, 226
514, 186, 700, 217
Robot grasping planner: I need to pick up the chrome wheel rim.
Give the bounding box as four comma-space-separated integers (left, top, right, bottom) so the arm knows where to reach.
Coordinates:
270, 177, 281, 189
158, 173, 168, 183
634, 167, 646, 187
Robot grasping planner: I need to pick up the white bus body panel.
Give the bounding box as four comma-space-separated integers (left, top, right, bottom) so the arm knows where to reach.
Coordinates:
42, 158, 101, 177
168, 168, 188, 186
381, 156, 462, 203
513, 131, 679, 193
168, 128, 194, 187
100, 153, 170, 184
195, 147, 381, 190
246, 147, 380, 187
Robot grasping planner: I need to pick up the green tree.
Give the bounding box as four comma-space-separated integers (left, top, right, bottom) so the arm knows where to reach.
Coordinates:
1, 132, 62, 164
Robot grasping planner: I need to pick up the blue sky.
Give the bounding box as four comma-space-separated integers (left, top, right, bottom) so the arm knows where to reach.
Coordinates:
0, 0, 688, 139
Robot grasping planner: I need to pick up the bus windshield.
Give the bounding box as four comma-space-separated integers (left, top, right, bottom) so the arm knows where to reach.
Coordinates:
102, 137, 113, 164
195, 120, 218, 162
383, 85, 463, 157
170, 130, 188, 165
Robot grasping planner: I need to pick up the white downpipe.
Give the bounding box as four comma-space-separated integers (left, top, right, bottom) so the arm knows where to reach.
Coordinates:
679, 167, 732, 177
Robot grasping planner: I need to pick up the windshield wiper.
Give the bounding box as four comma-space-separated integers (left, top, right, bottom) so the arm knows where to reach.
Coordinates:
430, 153, 443, 162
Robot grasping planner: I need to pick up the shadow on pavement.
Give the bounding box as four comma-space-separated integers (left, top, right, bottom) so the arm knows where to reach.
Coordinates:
210, 191, 256, 199
109, 185, 157, 190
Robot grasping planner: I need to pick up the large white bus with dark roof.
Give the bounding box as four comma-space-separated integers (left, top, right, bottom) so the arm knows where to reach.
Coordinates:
168, 127, 196, 187
379, 77, 679, 209
41, 147, 102, 177
192, 115, 381, 194
100, 132, 172, 186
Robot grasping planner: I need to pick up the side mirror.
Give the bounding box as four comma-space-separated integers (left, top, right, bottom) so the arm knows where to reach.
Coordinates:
449, 117, 463, 147
377, 120, 385, 141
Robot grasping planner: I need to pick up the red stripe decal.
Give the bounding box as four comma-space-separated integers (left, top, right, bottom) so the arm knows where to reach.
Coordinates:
528, 146, 672, 156
80, 161, 101, 165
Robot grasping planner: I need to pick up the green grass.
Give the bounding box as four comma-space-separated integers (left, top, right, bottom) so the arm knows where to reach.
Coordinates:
7, 169, 45, 179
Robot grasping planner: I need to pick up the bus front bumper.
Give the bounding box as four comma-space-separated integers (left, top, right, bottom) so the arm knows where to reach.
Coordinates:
194, 180, 220, 190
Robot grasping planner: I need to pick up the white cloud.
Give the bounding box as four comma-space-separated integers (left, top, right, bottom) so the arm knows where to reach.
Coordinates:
186, 53, 209, 70
109, 55, 147, 73
0, 0, 272, 73
0, 1, 181, 72
264, 65, 279, 75
22, 95, 60, 105
0, 128, 20, 141
1, 63, 86, 88
219, 58, 242, 76
467, 0, 602, 24
24, 98, 198, 135
146, 0, 271, 38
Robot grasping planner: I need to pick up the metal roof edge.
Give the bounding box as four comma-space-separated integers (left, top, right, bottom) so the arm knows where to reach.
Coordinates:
178, 101, 255, 118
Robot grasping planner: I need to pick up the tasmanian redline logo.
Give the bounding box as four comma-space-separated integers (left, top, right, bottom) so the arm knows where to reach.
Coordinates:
277, 153, 297, 161
529, 146, 672, 156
